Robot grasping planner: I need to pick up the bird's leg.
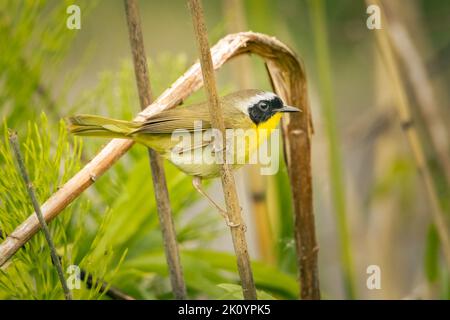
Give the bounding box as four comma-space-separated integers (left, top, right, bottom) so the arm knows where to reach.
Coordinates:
192, 177, 225, 213
192, 176, 240, 227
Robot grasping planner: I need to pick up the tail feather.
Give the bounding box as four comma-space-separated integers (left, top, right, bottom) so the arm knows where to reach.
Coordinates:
67, 114, 140, 138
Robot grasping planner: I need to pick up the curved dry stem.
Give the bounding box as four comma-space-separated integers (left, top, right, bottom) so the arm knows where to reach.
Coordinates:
0, 31, 319, 299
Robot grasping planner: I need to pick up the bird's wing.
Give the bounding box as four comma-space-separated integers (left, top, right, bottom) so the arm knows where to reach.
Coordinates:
131, 101, 252, 134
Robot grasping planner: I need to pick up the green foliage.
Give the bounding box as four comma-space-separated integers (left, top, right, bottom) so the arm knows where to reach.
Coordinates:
0, 0, 96, 128
308, 0, 355, 299
273, 161, 296, 274
425, 224, 440, 283
120, 249, 297, 299
0, 115, 123, 299
217, 284, 275, 300
424, 223, 450, 299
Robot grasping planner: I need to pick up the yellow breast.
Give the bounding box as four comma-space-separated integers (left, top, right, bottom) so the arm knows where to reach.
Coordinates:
243, 113, 282, 161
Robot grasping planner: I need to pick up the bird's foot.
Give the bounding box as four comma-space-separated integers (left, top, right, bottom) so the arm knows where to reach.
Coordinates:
217, 210, 241, 228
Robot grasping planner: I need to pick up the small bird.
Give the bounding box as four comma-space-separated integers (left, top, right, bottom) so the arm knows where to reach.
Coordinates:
67, 89, 299, 225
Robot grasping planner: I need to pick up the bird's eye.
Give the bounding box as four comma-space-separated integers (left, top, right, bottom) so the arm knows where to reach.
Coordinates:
259, 102, 269, 111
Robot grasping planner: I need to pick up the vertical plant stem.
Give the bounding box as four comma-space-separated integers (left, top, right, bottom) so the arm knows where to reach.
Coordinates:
308, 0, 356, 299
9, 131, 72, 300
187, 0, 257, 300
367, 0, 450, 269
124, 0, 187, 299
223, 0, 276, 265
265, 55, 320, 299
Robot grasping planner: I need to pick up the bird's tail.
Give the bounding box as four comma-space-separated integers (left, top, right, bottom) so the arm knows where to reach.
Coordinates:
66, 114, 140, 138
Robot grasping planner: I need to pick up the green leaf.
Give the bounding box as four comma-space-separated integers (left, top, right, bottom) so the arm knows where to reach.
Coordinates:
183, 250, 298, 299
425, 224, 440, 283
217, 283, 276, 300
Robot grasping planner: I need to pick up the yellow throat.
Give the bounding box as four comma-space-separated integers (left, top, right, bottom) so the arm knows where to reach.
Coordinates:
243, 112, 282, 161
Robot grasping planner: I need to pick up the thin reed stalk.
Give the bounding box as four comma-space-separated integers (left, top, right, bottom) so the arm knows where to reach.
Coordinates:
187, 0, 257, 300
124, 0, 187, 299
9, 132, 72, 300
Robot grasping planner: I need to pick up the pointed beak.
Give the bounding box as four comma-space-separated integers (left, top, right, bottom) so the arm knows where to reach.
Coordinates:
279, 105, 301, 113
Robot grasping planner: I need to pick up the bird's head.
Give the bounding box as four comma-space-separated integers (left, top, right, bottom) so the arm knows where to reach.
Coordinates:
232, 90, 300, 125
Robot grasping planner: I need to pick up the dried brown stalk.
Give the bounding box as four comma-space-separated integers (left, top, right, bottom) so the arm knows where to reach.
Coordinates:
0, 31, 319, 299
124, 0, 186, 299
264, 44, 319, 300
187, 0, 257, 300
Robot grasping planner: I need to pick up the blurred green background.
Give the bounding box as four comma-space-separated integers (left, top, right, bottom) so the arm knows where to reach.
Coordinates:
0, 0, 449, 299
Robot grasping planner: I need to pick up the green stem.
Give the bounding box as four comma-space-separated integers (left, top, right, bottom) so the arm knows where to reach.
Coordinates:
9, 131, 72, 300
308, 0, 356, 299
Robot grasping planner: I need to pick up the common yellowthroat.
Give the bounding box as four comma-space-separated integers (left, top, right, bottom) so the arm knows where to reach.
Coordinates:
68, 89, 299, 224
